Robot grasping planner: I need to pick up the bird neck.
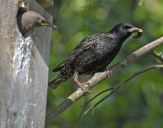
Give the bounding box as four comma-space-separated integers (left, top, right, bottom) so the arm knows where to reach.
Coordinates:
118, 33, 131, 42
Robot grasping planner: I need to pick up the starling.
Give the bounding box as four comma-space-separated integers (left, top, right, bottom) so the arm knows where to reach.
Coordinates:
17, 10, 57, 36
49, 23, 143, 89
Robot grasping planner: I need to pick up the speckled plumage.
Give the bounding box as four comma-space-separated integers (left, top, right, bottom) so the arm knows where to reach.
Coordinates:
49, 23, 142, 88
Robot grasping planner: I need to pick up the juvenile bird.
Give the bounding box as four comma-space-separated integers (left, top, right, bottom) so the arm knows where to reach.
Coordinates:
49, 23, 143, 90
17, 10, 57, 36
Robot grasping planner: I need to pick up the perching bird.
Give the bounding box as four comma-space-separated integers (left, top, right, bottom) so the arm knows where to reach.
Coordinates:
49, 23, 143, 89
17, 10, 57, 36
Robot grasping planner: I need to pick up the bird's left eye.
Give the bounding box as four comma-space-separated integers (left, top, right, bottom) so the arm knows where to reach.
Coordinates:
123, 25, 131, 29
41, 20, 47, 23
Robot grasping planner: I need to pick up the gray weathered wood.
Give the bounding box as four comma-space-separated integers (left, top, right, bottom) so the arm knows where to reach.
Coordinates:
0, 0, 53, 127
36, 0, 53, 8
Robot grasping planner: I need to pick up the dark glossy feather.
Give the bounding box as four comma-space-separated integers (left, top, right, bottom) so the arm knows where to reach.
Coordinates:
49, 23, 142, 88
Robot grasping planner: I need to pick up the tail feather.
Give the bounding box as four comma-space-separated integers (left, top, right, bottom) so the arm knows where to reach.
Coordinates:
48, 75, 67, 89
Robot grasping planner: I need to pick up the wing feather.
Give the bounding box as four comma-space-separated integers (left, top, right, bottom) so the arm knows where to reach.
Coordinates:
52, 35, 98, 72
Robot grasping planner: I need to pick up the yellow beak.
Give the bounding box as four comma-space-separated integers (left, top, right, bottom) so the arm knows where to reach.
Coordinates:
127, 27, 143, 33
41, 21, 57, 29
127, 27, 143, 39
128, 27, 143, 33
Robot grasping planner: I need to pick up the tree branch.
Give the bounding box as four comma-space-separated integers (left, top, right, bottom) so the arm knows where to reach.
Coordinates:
46, 37, 163, 124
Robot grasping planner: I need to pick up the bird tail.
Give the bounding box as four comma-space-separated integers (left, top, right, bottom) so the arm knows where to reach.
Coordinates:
48, 74, 67, 89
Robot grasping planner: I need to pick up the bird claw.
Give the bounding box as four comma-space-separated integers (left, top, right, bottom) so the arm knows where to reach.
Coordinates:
105, 68, 112, 79
73, 71, 90, 94
79, 82, 91, 94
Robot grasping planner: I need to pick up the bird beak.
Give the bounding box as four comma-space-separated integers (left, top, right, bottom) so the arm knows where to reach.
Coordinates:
49, 24, 57, 29
127, 27, 143, 33
41, 21, 57, 29
127, 27, 143, 39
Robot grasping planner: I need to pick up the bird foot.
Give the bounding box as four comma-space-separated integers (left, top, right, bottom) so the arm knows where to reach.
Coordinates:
104, 68, 112, 79
73, 71, 91, 94
79, 82, 91, 94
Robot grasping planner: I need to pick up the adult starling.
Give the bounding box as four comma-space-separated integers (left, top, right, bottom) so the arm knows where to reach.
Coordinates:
49, 23, 143, 89
17, 10, 57, 36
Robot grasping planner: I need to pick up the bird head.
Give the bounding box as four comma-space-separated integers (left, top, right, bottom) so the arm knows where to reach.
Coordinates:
21, 11, 57, 32
110, 23, 143, 39
18, 0, 28, 14
19, 0, 27, 9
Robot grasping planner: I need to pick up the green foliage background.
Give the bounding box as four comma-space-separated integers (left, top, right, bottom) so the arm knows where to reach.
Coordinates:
47, 0, 163, 127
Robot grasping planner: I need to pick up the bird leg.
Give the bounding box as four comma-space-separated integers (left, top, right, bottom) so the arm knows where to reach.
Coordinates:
73, 71, 90, 93
73, 71, 82, 87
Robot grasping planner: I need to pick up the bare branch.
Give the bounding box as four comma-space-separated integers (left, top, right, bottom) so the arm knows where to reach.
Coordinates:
46, 37, 163, 124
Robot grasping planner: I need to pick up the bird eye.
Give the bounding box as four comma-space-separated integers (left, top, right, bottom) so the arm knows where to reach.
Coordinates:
41, 20, 47, 24
123, 25, 131, 29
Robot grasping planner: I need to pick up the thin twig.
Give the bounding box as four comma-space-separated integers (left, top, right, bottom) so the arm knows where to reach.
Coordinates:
74, 87, 114, 127
82, 87, 114, 110
75, 65, 163, 127
152, 51, 163, 63
46, 37, 163, 125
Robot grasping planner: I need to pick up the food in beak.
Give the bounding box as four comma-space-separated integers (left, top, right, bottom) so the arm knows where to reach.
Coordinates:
128, 27, 143, 39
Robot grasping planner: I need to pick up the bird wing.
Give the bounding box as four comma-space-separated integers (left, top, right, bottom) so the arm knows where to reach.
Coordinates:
53, 35, 98, 72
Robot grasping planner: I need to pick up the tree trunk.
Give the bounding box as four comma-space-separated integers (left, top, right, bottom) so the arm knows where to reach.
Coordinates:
0, 0, 53, 127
